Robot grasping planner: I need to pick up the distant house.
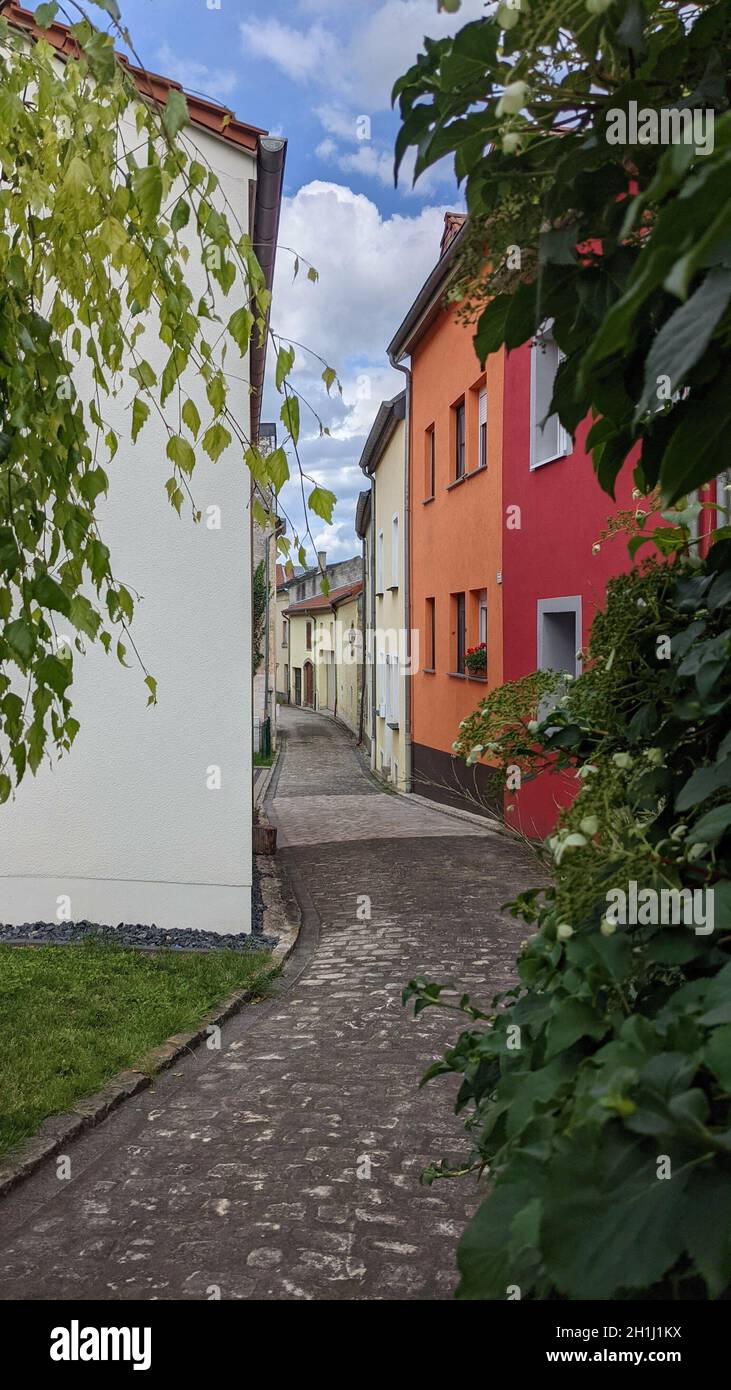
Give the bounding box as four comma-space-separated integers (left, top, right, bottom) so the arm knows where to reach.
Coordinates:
275, 551, 362, 708
282, 576, 364, 736
1, 6, 285, 933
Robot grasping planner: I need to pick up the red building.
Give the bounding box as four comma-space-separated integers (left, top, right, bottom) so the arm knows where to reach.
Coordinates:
500, 328, 642, 837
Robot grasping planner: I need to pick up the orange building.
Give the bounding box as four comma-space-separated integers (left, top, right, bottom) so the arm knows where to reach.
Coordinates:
388, 217, 504, 812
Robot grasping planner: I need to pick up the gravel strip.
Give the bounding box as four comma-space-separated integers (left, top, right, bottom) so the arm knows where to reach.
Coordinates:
0, 866, 277, 953
0, 921, 278, 951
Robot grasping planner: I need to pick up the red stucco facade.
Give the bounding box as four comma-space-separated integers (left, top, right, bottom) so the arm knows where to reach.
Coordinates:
500, 342, 641, 837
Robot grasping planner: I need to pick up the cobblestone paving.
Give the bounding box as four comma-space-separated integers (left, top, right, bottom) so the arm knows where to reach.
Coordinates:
0, 706, 538, 1301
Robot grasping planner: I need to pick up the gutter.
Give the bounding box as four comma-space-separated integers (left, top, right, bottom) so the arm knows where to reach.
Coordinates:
387, 353, 413, 792
251, 136, 287, 443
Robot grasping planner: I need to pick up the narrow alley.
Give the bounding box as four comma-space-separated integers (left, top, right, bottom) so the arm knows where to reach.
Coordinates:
0, 708, 537, 1300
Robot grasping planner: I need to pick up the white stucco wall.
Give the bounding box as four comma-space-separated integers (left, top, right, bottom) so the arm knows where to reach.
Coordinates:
0, 118, 256, 934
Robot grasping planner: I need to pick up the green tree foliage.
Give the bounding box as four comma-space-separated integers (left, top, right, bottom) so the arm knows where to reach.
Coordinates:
394, 0, 731, 504
252, 559, 267, 675
0, 1, 337, 796
397, 0, 731, 1299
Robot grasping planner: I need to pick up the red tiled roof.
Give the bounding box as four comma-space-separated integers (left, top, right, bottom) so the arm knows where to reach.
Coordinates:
283, 581, 362, 617
3, 2, 266, 151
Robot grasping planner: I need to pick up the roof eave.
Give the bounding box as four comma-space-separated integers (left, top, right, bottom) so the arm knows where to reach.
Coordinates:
357, 390, 406, 477
387, 221, 468, 362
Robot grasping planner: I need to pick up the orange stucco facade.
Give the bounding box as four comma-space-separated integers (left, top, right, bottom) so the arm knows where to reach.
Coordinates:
409, 301, 504, 804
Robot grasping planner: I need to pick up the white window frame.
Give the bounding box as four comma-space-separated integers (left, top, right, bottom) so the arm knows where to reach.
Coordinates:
478, 387, 488, 469
530, 321, 570, 470
376, 530, 384, 595
537, 597, 582, 676
537, 596, 582, 720
479, 591, 488, 645
385, 652, 400, 728
390, 514, 399, 589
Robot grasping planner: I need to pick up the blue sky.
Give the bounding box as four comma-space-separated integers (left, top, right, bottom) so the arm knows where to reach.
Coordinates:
103, 0, 488, 559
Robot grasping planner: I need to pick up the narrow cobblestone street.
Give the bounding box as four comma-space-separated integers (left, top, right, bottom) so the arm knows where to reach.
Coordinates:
0, 707, 537, 1301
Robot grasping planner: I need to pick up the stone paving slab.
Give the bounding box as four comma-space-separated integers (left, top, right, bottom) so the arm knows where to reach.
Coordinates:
273, 792, 493, 847
0, 705, 538, 1301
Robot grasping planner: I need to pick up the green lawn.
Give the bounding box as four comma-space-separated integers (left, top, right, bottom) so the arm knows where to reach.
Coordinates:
0, 941, 274, 1159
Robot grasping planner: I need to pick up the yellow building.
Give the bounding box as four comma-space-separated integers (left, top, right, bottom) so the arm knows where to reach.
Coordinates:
275, 553, 363, 704
282, 580, 364, 736
356, 392, 409, 790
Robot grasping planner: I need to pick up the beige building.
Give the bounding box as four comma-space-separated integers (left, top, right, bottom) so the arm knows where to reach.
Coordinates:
275, 552, 362, 706
356, 392, 410, 790
282, 580, 364, 736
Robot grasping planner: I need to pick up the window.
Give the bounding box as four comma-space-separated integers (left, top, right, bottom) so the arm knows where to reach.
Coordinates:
376, 648, 386, 716
531, 322, 569, 468
390, 515, 399, 588
425, 597, 436, 670
537, 597, 581, 713
377, 530, 384, 594
452, 592, 466, 673
425, 425, 436, 498
478, 589, 488, 644
297, 582, 305, 600
386, 652, 399, 727
282, 618, 288, 648
454, 400, 466, 479
478, 387, 487, 469
717, 470, 731, 525
306, 620, 312, 650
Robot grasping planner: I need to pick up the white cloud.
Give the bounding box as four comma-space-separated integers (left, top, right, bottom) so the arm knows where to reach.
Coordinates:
315, 138, 458, 197
242, 1, 488, 107
312, 521, 360, 561
273, 180, 450, 367
239, 17, 338, 84
315, 137, 338, 160
315, 104, 363, 143
156, 44, 237, 101
267, 181, 454, 550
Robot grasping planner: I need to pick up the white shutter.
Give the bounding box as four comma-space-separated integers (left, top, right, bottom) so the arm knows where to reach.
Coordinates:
530, 322, 568, 468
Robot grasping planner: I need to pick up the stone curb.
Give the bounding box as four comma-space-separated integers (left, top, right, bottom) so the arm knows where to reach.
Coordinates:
253, 744, 280, 811
394, 787, 507, 834
0, 847, 302, 1202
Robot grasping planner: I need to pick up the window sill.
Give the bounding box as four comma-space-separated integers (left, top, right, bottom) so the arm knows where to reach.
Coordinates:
422, 495, 435, 505
386, 584, 398, 592
386, 721, 400, 731
446, 465, 487, 492
467, 672, 488, 682
529, 448, 569, 471
422, 667, 436, 675
448, 670, 467, 680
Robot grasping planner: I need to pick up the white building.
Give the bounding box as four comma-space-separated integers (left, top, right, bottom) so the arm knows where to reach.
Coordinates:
0, 12, 285, 935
